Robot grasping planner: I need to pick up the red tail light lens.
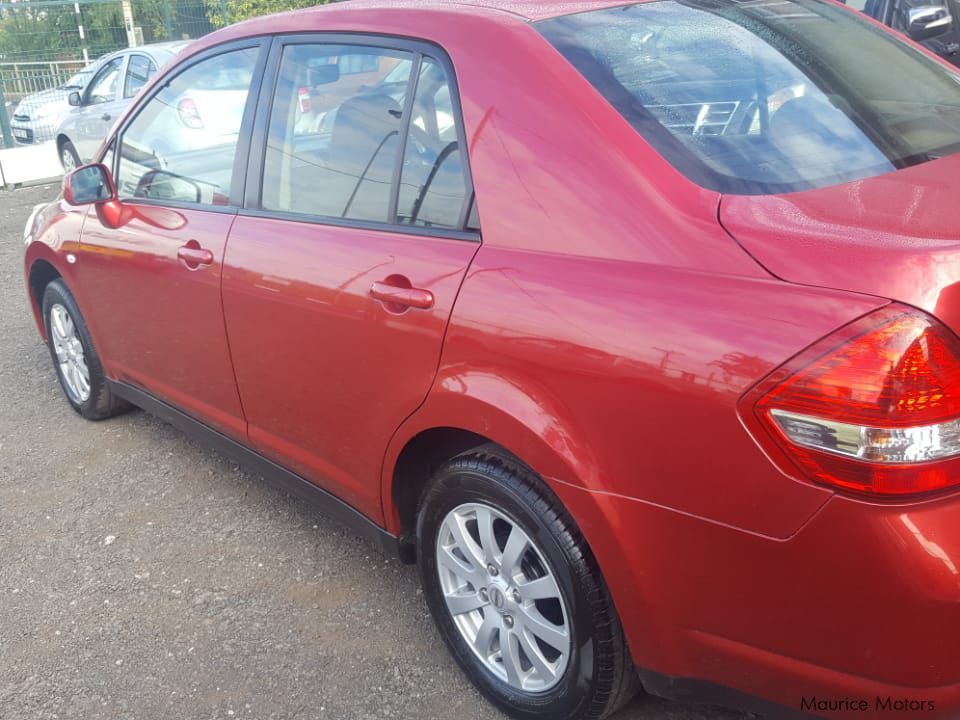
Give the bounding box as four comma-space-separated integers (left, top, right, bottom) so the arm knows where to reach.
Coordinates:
177, 98, 203, 129
746, 304, 960, 496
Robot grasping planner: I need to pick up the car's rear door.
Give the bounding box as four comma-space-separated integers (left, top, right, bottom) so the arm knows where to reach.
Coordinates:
77, 39, 269, 439
221, 36, 479, 520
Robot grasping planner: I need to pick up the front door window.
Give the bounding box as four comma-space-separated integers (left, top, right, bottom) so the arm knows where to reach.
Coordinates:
115, 47, 259, 204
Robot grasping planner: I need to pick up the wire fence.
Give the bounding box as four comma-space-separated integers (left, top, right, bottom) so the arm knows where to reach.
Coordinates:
0, 0, 273, 149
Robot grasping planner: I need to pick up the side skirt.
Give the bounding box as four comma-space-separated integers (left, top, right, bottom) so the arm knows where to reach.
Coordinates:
107, 379, 414, 564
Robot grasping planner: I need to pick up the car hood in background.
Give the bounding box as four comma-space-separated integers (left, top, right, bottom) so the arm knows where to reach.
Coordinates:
13, 86, 73, 117
719, 152, 960, 334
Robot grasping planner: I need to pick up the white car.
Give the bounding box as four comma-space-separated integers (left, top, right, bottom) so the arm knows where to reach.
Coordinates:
55, 41, 189, 170
9, 63, 101, 146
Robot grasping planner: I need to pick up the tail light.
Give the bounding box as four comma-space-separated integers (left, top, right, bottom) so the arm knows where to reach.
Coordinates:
177, 98, 203, 129
743, 304, 960, 497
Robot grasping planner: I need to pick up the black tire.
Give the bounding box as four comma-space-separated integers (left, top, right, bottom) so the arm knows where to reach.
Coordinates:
42, 279, 129, 420
417, 445, 638, 720
59, 138, 81, 172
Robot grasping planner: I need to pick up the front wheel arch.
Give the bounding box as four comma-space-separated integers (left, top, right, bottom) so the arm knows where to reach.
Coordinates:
57, 135, 81, 171
28, 259, 62, 339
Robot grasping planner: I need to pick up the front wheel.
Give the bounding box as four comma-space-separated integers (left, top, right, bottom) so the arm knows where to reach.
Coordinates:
42, 279, 129, 420
59, 139, 81, 172
417, 447, 638, 720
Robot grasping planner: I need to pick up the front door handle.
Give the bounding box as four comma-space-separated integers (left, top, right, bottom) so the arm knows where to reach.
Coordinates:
370, 279, 434, 310
177, 243, 214, 269
102, 113, 112, 122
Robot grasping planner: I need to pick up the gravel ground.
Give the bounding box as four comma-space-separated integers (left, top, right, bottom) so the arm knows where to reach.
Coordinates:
0, 183, 755, 720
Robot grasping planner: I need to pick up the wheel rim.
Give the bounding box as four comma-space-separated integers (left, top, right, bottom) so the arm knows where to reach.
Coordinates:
49, 303, 90, 403
61, 147, 76, 172
436, 502, 571, 693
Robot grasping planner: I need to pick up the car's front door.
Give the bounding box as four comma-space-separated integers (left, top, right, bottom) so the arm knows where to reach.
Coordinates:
221, 38, 479, 519
76, 41, 267, 439
73, 54, 127, 162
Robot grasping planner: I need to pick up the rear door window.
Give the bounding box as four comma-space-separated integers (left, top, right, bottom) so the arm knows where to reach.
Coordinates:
258, 41, 473, 231
261, 44, 414, 222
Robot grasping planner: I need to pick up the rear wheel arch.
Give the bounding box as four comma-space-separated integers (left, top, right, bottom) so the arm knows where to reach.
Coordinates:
381, 368, 599, 534
386, 423, 623, 594
389, 426, 586, 536
384, 385, 602, 542
383, 381, 599, 540
390, 427, 490, 544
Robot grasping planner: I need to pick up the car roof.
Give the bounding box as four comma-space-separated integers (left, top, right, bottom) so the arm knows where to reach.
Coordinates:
143, 40, 192, 54
335, 0, 637, 22
183, 0, 641, 62
101, 40, 191, 63
205, 0, 640, 33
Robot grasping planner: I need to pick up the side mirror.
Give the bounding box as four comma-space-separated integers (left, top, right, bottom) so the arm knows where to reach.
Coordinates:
135, 169, 202, 204
907, 5, 952, 41
63, 163, 115, 206
68, 91, 82, 107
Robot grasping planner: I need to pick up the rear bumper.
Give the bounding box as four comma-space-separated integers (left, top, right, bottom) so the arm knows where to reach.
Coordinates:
552, 480, 960, 718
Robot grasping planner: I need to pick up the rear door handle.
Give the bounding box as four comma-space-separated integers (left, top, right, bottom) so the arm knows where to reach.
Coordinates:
370, 280, 434, 310
177, 243, 214, 269
101, 113, 112, 122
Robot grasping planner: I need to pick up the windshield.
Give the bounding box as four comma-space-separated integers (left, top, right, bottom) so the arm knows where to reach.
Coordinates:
538, 0, 960, 194
62, 67, 96, 90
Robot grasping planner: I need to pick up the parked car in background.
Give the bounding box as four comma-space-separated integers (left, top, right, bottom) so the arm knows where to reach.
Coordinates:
9, 62, 104, 146
55, 41, 190, 171
845, 0, 960, 65
22, 0, 960, 718
111, 48, 251, 197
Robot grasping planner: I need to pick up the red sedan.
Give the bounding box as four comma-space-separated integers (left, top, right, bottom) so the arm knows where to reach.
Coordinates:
22, 0, 960, 717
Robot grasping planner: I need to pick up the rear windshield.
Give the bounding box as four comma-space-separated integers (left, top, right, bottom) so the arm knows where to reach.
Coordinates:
538, 0, 960, 194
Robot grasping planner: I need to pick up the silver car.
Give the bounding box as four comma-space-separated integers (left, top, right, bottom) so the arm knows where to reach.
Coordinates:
56, 41, 190, 171
9, 63, 103, 146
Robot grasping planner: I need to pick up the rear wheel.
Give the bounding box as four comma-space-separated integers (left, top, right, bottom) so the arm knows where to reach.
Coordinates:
59, 139, 80, 172
417, 446, 638, 720
42, 279, 129, 420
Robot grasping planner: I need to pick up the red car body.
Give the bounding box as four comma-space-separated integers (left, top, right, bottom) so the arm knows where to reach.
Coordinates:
22, 0, 960, 717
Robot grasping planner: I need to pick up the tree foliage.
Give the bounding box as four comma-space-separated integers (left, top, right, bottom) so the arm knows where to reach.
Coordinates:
207, 0, 333, 26
0, 0, 335, 64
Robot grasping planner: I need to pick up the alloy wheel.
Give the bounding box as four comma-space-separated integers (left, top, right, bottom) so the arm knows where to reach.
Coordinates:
49, 303, 90, 403
61, 147, 77, 172
435, 502, 571, 693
